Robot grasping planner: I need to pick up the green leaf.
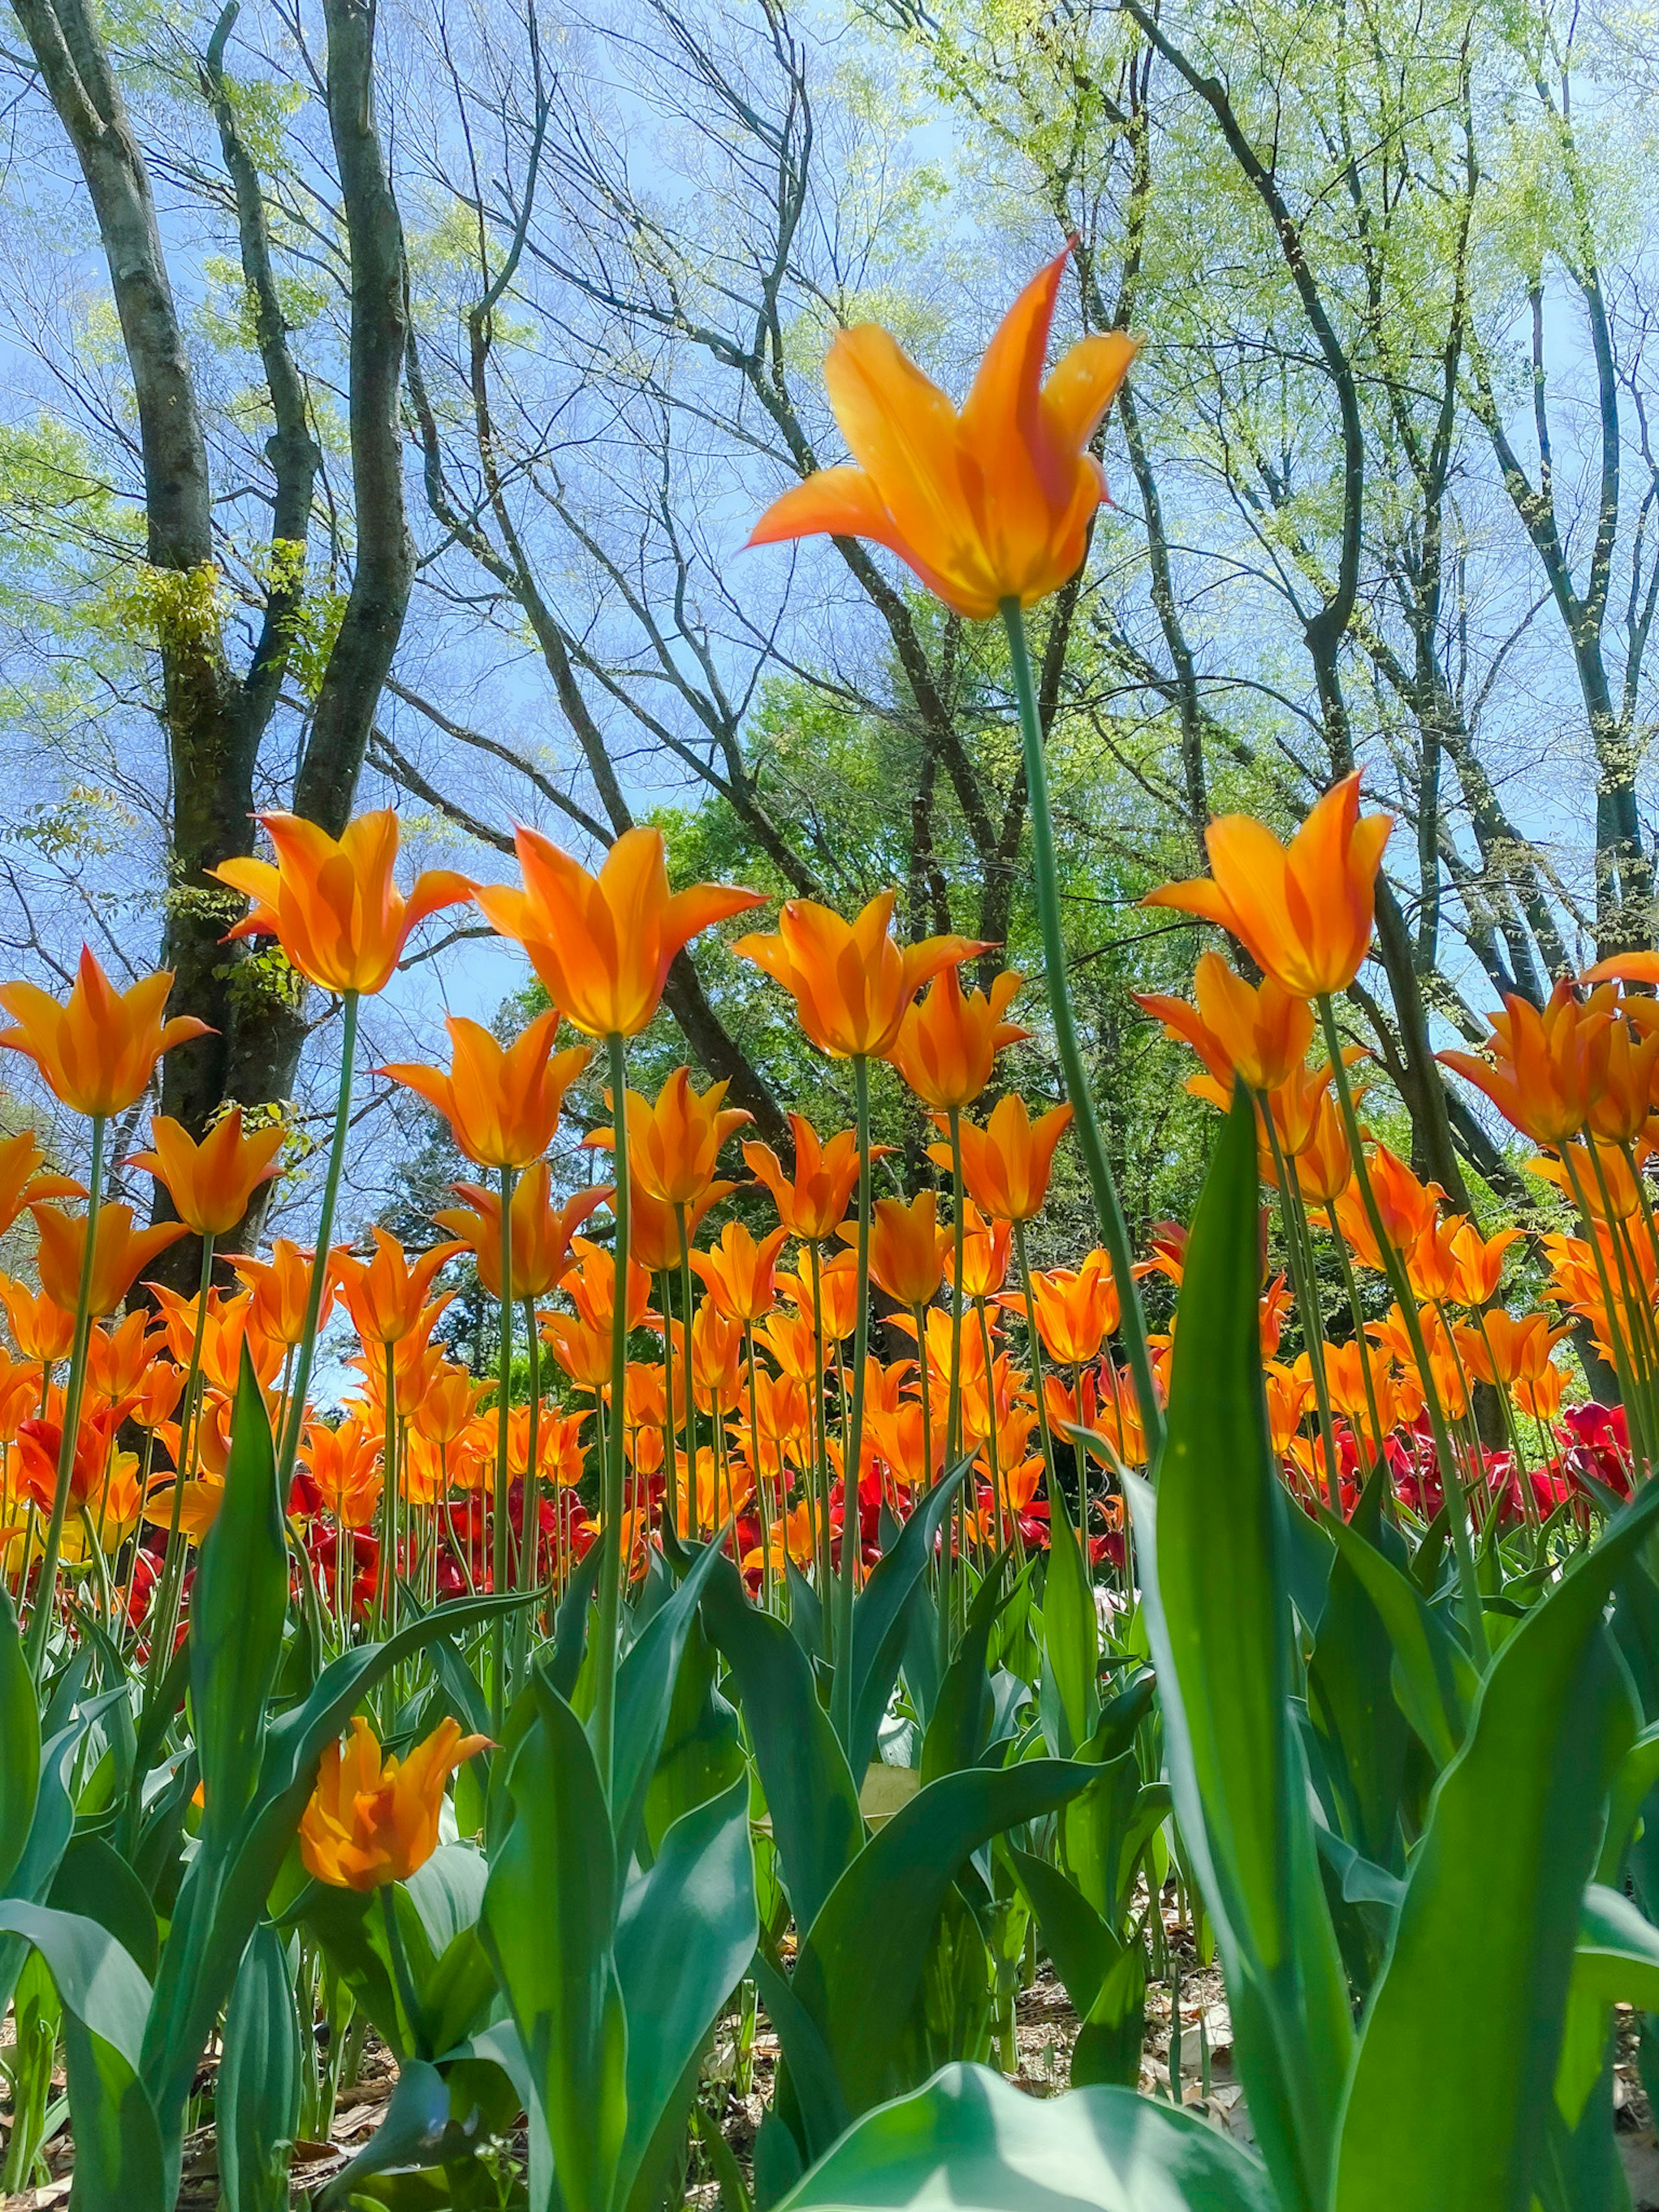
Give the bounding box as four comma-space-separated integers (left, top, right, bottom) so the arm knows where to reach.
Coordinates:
1041, 1482, 1097, 1758
612, 1532, 729, 1872
480, 1669, 626, 2212
550, 1536, 607, 1703
922, 1550, 1016, 1785
0, 1586, 38, 1894
1306, 1475, 1410, 1869
315, 2058, 451, 2211
849, 1461, 968, 1780
0, 1897, 164, 2212
1596, 1722, 1659, 1885
49, 1833, 158, 1979
615, 1773, 758, 2209
1320, 1509, 1476, 1770
218, 1922, 301, 2212
775, 2062, 1277, 2211
1331, 1480, 1659, 2212
790, 1759, 1096, 2121
699, 1554, 863, 1935
643, 1614, 745, 1854
1125, 1086, 1351, 2212
190, 1346, 288, 1849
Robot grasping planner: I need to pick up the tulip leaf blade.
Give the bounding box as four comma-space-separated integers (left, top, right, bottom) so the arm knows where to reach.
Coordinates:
1041, 1477, 1097, 1757
0, 1586, 38, 1896
480, 1667, 626, 2212
614, 1771, 758, 2211
699, 1553, 863, 1935
1319, 1506, 1476, 1771
790, 1758, 1096, 2122
1125, 1084, 1351, 2212
1332, 1481, 1659, 2212
217, 1920, 301, 2212
849, 1458, 968, 1781
611, 1531, 729, 1872
775, 2061, 1277, 2212
190, 1343, 288, 1848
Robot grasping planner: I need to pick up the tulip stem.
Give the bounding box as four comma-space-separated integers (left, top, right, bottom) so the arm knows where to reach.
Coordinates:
278, 991, 359, 1494
145, 1227, 216, 1697
25, 1112, 105, 1679
1001, 601, 1161, 1461
492, 1164, 516, 1732
380, 1885, 429, 2059
594, 1032, 630, 1801
677, 1205, 699, 1541
1317, 997, 1487, 1660
1262, 1109, 1341, 1514
833, 1055, 872, 1756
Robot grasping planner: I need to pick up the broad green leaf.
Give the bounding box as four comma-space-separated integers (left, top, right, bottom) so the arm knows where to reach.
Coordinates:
218, 1922, 300, 2212
1332, 1480, 1659, 2212
753, 1948, 852, 2168
1041, 1481, 1097, 1757
1125, 1086, 1351, 2212
1306, 1474, 1409, 1870
49, 1832, 158, 1979
922, 1549, 1014, 1784
791, 1759, 1096, 2120
1597, 1722, 1659, 1884
190, 1345, 288, 1847
0, 1897, 164, 2212
643, 1614, 744, 1854
849, 1461, 967, 1780
480, 1670, 626, 2212
1320, 1509, 1476, 1770
615, 1773, 757, 2209
699, 1553, 862, 1933
315, 2058, 450, 2210
776, 2061, 1277, 2212
0, 1586, 38, 1894
612, 1532, 728, 1872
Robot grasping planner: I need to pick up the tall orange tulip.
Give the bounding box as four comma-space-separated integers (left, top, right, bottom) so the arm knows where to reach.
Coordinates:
693, 1220, 790, 1325
1439, 984, 1609, 1147
29, 1201, 186, 1319
335, 1230, 455, 1347
226, 1238, 338, 1347
0, 1277, 74, 1362
616, 1177, 732, 1275
433, 1167, 605, 1302
593, 1068, 751, 1209
853, 1190, 947, 1309
888, 967, 1027, 1109
743, 1113, 866, 1241
475, 824, 764, 1039
1135, 951, 1314, 1094
127, 1108, 286, 1238
212, 810, 471, 996
381, 1012, 590, 1170
0, 947, 210, 1119
939, 1094, 1074, 1223
1143, 774, 1392, 998
299, 1715, 489, 1890
734, 891, 983, 1060
746, 245, 1137, 620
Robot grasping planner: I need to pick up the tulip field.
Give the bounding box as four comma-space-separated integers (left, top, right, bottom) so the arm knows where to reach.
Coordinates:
9, 248, 1659, 2212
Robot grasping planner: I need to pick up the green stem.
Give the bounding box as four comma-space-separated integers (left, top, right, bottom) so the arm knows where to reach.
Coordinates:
379, 1884, 428, 2060
1263, 1109, 1340, 1511
145, 1226, 216, 1695
677, 1205, 699, 1541
807, 1240, 833, 1656
1002, 600, 1161, 1458
1318, 998, 1486, 1658
593, 1033, 630, 1800
26, 1113, 106, 1679
278, 991, 359, 1490
491, 1164, 516, 1732
833, 1055, 872, 1754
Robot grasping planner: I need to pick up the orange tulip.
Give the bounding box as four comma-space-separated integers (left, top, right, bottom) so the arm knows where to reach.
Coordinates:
226, 1238, 338, 1347
475, 823, 764, 1040
1516, 1359, 1569, 1426
143, 1469, 226, 1544
30, 1201, 186, 1319
302, 1417, 384, 1528
299, 1715, 489, 1891
693, 1220, 791, 1325
16, 1402, 130, 1511
540, 1309, 614, 1393
128, 1108, 285, 1238
939, 1093, 1073, 1223
1020, 1249, 1118, 1365
212, 810, 471, 996
1144, 774, 1392, 998
734, 892, 985, 1060
1135, 951, 1313, 1094
408, 1367, 484, 1448
381, 1012, 591, 1171
887, 968, 1027, 1110
595, 1068, 751, 1210
778, 1249, 861, 1342
743, 1113, 867, 1241
756, 1305, 826, 1383
335, 1230, 456, 1347
130, 1357, 185, 1431
0, 1276, 73, 1363
1456, 1309, 1570, 1392
867, 1388, 944, 1492
946, 1201, 1012, 1300
0, 1130, 81, 1236
1293, 1091, 1352, 1207
1448, 1221, 1520, 1309
1527, 1141, 1640, 1222
853, 1190, 947, 1309
747, 245, 1137, 621
1438, 983, 1610, 1148
433, 1166, 605, 1302
667, 1300, 745, 1416
1586, 1006, 1659, 1144
1263, 1362, 1313, 1455
563, 1237, 653, 1338
0, 947, 210, 1119
83, 1311, 168, 1403
0, 1355, 43, 1444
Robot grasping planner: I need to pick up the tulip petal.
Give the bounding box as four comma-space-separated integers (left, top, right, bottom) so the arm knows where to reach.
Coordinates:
1042, 331, 1140, 451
